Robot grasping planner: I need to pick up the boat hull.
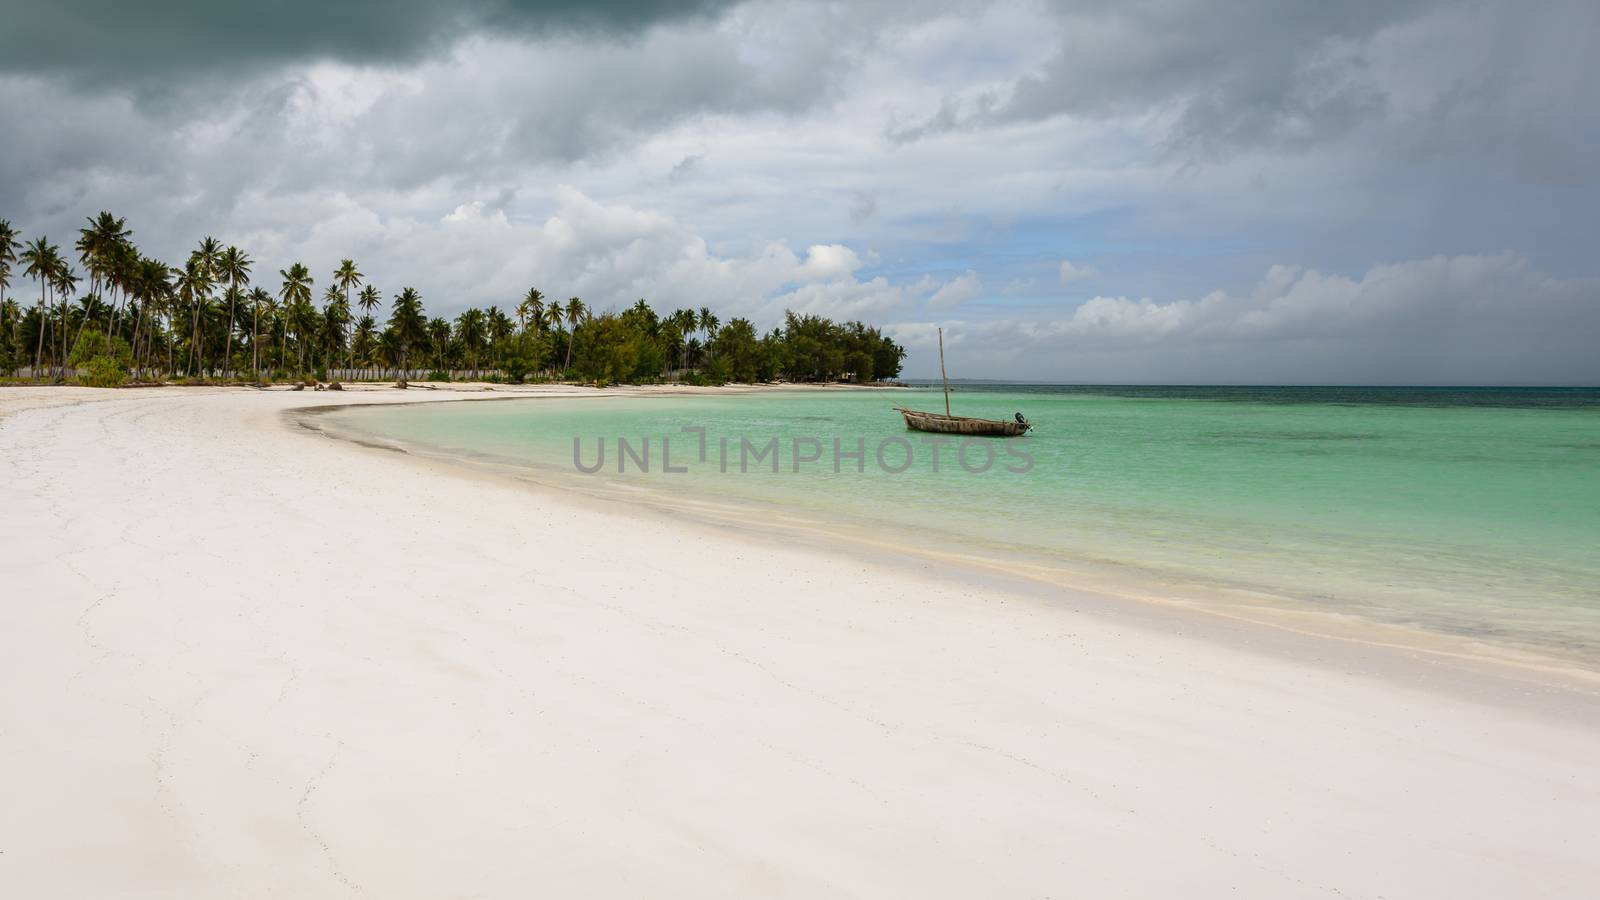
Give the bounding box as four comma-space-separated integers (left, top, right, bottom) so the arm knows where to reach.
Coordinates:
893, 407, 1031, 436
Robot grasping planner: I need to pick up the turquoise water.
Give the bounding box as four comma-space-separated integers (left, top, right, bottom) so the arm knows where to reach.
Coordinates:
323, 386, 1600, 664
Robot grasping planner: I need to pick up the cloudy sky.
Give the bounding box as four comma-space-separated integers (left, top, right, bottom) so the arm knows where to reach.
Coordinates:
3, 0, 1596, 383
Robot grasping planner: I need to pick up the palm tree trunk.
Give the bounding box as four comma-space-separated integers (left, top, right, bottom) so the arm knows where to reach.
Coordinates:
344, 287, 352, 382
59, 294, 71, 380
33, 284, 47, 380
69, 278, 98, 366
223, 294, 237, 379
130, 301, 144, 380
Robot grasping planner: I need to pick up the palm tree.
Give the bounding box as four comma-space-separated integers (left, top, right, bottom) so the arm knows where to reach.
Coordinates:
352, 314, 376, 379
428, 317, 452, 371
320, 284, 349, 374
388, 287, 426, 385
277, 263, 313, 375
20, 237, 60, 379
563, 297, 586, 373
320, 296, 348, 374
216, 246, 252, 378
0, 270, 11, 362
668, 309, 696, 370
53, 264, 80, 377
334, 259, 362, 377
698, 307, 720, 360
486, 306, 513, 373
149, 269, 181, 378
243, 287, 269, 379
193, 237, 223, 271
334, 259, 363, 300
216, 286, 242, 374
541, 302, 563, 375
1, 297, 19, 375
290, 294, 320, 375
518, 287, 544, 335
355, 284, 380, 377
0, 220, 19, 316
130, 257, 172, 379
192, 290, 222, 377
174, 258, 214, 376
454, 307, 486, 378
185, 238, 222, 375
356, 283, 380, 317
1, 296, 18, 348
377, 327, 402, 380
72, 213, 131, 362
255, 291, 281, 375
105, 240, 139, 342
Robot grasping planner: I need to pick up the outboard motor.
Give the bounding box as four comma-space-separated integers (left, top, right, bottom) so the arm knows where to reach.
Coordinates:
1014, 412, 1028, 425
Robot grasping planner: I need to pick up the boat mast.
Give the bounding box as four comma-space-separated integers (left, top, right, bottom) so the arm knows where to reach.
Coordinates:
938, 326, 951, 416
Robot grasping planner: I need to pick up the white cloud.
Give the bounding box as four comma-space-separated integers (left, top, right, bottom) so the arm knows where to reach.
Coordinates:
216, 185, 941, 326
898, 253, 1600, 384
799, 244, 865, 281
1058, 260, 1096, 283
927, 270, 984, 309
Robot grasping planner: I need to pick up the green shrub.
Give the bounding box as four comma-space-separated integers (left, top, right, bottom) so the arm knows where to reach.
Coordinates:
69, 330, 134, 370
426, 370, 452, 382
680, 369, 728, 387
78, 355, 128, 388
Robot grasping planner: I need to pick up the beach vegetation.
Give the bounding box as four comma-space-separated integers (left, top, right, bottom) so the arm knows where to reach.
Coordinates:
77, 354, 128, 388
0, 212, 906, 386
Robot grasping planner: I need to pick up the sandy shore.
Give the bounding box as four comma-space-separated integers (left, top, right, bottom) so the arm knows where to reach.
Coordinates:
3, 386, 1598, 898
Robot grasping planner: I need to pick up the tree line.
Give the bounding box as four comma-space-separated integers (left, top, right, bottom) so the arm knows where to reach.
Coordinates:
0, 213, 906, 387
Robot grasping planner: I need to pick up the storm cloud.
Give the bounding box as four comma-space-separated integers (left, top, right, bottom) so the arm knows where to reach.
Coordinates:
2, 0, 1596, 382
1, 1, 742, 86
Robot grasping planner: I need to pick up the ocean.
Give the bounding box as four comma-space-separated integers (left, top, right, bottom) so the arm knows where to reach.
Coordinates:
320, 385, 1600, 666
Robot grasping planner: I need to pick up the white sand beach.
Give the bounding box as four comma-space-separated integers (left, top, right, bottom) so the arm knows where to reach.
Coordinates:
3, 386, 1598, 898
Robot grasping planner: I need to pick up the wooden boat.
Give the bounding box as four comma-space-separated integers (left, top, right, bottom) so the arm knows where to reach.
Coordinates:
892, 327, 1033, 437
894, 406, 1031, 436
